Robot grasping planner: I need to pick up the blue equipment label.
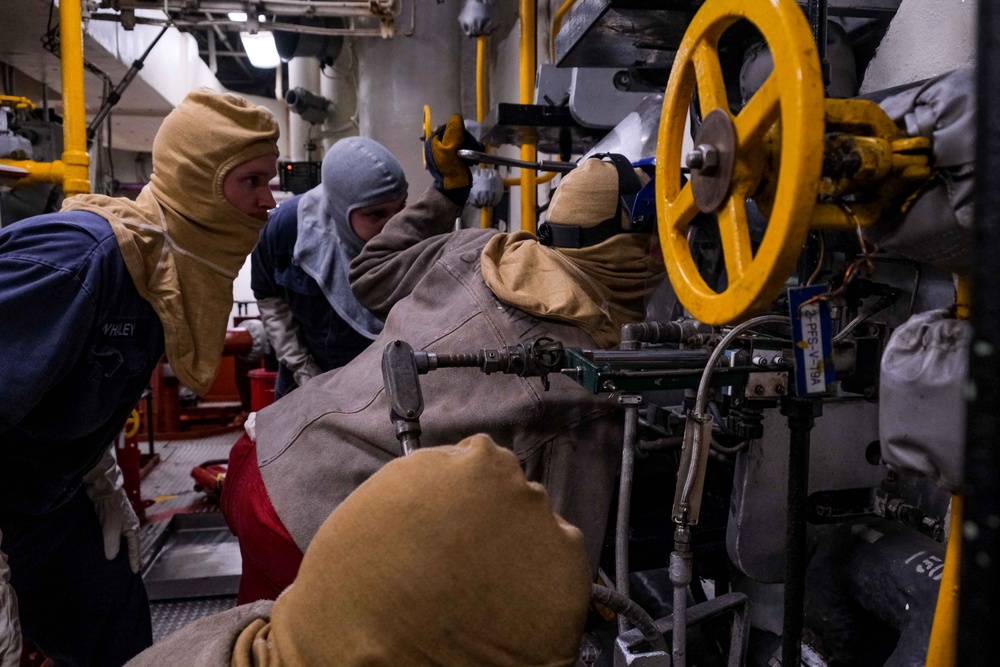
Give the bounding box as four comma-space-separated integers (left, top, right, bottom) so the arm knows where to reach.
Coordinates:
788, 285, 836, 396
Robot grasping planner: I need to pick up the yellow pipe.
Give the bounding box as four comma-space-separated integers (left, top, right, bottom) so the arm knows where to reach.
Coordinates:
535, 169, 557, 184
0, 158, 65, 185
955, 274, 972, 320
503, 168, 558, 188
59, 0, 90, 196
550, 0, 578, 63
476, 36, 492, 230
476, 36, 488, 125
927, 495, 961, 667
0, 96, 36, 110
519, 0, 537, 232
925, 273, 972, 666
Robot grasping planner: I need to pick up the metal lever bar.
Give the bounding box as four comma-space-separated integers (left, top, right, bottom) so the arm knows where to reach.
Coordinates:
457, 149, 576, 173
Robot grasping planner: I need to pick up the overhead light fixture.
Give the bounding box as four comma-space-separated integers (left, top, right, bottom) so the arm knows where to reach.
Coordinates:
228, 11, 248, 22
240, 31, 280, 69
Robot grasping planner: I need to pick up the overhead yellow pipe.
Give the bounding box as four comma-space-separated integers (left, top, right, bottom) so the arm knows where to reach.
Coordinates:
0, 4, 91, 194
59, 0, 91, 196
519, 0, 537, 232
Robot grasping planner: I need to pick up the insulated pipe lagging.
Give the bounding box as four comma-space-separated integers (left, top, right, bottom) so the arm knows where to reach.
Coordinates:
806, 518, 944, 666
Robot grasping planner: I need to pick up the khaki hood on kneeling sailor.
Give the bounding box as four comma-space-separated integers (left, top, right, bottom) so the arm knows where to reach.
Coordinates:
482, 158, 665, 349
63, 88, 280, 394
230, 433, 592, 667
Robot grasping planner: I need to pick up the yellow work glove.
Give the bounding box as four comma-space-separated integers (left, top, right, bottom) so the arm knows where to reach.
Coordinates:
423, 114, 483, 206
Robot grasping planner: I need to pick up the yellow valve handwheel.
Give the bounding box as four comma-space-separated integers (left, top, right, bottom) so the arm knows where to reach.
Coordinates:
656, 0, 825, 326
124, 409, 141, 439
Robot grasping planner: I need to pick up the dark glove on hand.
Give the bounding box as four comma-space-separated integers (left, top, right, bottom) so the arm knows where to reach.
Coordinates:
424, 114, 484, 207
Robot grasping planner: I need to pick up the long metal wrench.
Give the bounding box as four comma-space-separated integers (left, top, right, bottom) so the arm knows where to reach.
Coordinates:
457, 149, 576, 173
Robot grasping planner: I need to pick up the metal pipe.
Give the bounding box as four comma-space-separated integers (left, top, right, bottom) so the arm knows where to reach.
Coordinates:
519, 0, 537, 232
87, 27, 169, 139
671, 526, 692, 667
780, 396, 820, 667
88, 14, 387, 37
616, 397, 640, 635
615, 591, 750, 666
959, 0, 1000, 658
59, 0, 90, 196
686, 315, 790, 506
585, 349, 710, 369
620, 319, 712, 348
591, 584, 664, 649
137, 0, 386, 16
664, 314, 787, 667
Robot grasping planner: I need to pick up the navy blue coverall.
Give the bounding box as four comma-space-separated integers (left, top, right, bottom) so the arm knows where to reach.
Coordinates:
0, 212, 162, 666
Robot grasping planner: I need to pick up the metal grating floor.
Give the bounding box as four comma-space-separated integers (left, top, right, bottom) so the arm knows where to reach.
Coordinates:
149, 596, 241, 644
138, 431, 242, 642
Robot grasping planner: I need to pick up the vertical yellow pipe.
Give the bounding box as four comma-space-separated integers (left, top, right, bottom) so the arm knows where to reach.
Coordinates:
476, 36, 488, 125
955, 274, 972, 320
519, 0, 537, 233
59, 0, 91, 196
477, 36, 492, 229
925, 273, 972, 666
927, 496, 961, 666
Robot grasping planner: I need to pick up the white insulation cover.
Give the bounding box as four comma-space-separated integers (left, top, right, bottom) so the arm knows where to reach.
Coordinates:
880, 308, 971, 491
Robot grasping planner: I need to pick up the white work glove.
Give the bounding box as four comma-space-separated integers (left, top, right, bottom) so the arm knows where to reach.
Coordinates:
0, 529, 21, 667
257, 296, 323, 388
458, 0, 499, 37
82, 446, 142, 574
468, 167, 504, 209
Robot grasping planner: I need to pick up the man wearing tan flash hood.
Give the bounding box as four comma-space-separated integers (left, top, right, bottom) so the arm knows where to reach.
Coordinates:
126, 433, 592, 667
0, 88, 280, 667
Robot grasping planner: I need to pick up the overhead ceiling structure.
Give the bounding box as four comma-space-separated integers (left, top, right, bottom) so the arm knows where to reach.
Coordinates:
0, 1, 406, 152
93, 1, 405, 97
